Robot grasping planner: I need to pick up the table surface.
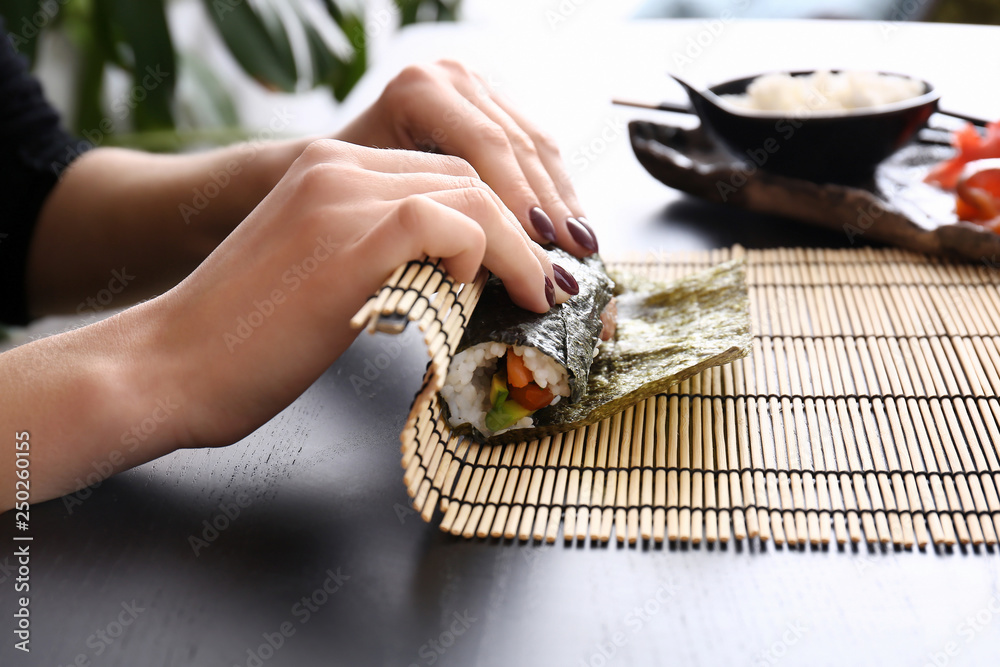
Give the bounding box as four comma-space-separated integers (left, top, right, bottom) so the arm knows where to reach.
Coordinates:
5, 18, 1000, 667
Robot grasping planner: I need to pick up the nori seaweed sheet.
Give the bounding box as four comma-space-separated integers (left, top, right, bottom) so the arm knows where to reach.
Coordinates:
447, 257, 751, 445
456, 247, 615, 402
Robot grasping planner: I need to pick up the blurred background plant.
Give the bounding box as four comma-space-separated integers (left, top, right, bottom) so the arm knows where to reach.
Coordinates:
0, 0, 461, 149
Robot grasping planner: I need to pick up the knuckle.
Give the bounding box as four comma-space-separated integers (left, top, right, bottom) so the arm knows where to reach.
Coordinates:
533, 130, 561, 156
300, 138, 341, 164
436, 58, 472, 78
396, 194, 430, 233
478, 124, 512, 151
390, 63, 436, 90
438, 154, 478, 178
508, 129, 538, 157
458, 183, 493, 210
296, 160, 353, 200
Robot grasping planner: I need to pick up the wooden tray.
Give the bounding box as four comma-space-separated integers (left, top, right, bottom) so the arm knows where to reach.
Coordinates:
629, 120, 1000, 264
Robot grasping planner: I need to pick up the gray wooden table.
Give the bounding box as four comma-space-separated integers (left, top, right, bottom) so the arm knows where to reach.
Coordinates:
4, 18, 1000, 667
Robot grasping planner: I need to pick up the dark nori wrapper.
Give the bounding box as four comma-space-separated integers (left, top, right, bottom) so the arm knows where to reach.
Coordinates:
456, 247, 614, 403
446, 251, 751, 445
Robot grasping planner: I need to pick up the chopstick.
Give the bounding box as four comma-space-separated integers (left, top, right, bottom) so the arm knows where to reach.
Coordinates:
612, 98, 694, 115
936, 108, 990, 127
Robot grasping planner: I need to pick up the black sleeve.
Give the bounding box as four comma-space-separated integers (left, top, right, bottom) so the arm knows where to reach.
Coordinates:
0, 17, 91, 325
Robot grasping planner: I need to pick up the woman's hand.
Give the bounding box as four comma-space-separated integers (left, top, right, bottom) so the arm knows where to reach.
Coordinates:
3, 140, 564, 510
123, 140, 560, 451
335, 60, 600, 259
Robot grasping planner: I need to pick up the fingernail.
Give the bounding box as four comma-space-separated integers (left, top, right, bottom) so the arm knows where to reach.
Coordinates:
567, 217, 599, 254
529, 206, 557, 243
544, 276, 555, 308
552, 264, 579, 295
578, 217, 600, 252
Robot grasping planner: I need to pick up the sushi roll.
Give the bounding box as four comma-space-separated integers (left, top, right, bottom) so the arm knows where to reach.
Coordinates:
441, 248, 615, 438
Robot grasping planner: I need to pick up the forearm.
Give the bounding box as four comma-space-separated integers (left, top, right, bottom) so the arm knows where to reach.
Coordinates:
26, 137, 313, 317
0, 299, 190, 513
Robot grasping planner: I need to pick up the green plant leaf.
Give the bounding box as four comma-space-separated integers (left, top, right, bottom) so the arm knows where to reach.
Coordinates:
178, 52, 240, 129
394, 0, 460, 26
102, 0, 176, 131
203, 0, 298, 93
72, 10, 108, 137
325, 11, 366, 101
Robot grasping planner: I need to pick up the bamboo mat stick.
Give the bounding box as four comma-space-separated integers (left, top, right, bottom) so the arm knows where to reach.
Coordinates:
627, 403, 644, 544
545, 432, 575, 543
677, 381, 693, 542
642, 396, 658, 541
562, 425, 588, 542
576, 424, 600, 543
666, 385, 682, 541
711, 367, 730, 543
654, 395, 669, 542
591, 419, 612, 542
690, 373, 705, 544
519, 437, 550, 541
478, 440, 517, 538
601, 413, 623, 543
490, 441, 527, 538
504, 441, 538, 539
731, 360, 755, 540
534, 434, 565, 543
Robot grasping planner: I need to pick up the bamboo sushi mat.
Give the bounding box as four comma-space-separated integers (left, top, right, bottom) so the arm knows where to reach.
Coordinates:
352, 246, 1000, 549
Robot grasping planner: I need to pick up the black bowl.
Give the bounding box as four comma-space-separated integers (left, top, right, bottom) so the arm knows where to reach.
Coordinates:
674, 71, 940, 184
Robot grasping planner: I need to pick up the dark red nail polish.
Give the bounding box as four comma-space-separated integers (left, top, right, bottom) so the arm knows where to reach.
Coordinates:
552, 264, 579, 295
544, 276, 555, 308
567, 217, 598, 254
577, 217, 600, 252
529, 206, 557, 243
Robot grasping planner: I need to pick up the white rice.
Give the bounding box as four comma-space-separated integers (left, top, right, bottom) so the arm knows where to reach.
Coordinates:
441, 342, 571, 436
721, 71, 924, 114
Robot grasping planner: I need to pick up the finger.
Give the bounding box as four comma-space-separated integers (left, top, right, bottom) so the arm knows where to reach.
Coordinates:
392, 81, 559, 248
354, 189, 552, 313
485, 86, 601, 256
485, 82, 586, 214
440, 63, 599, 257
360, 169, 575, 305
404, 182, 580, 306
300, 139, 482, 179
